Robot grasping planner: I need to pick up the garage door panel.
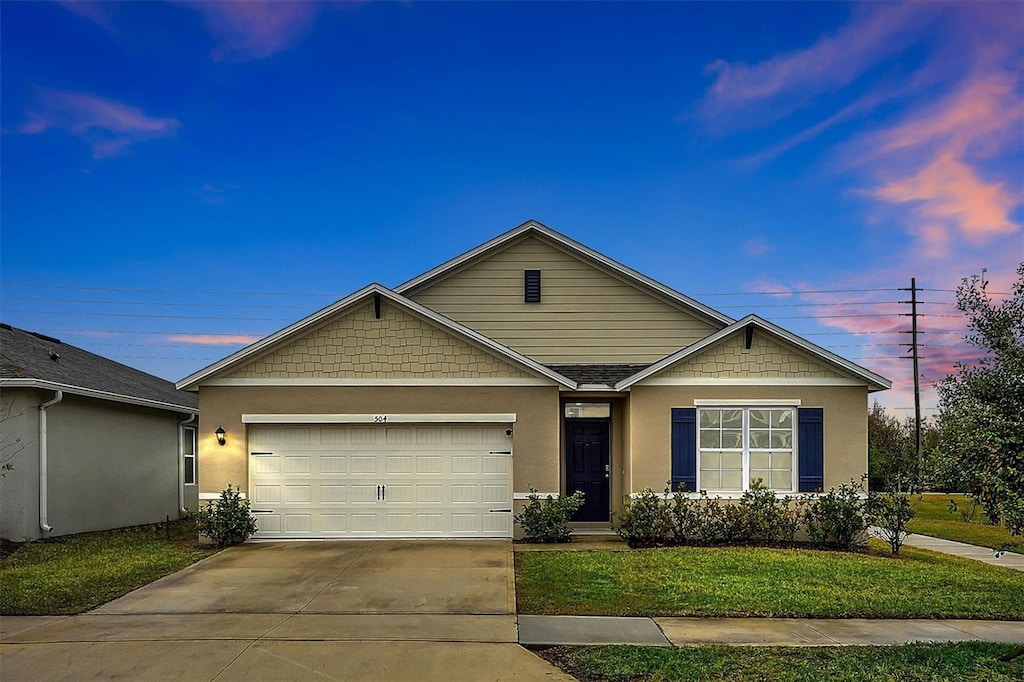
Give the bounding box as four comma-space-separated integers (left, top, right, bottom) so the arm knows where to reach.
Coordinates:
249, 423, 512, 539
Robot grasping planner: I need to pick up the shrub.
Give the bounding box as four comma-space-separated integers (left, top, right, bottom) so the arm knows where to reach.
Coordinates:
802, 481, 869, 550
514, 489, 585, 543
195, 484, 258, 548
868, 491, 916, 555
732, 482, 800, 545
615, 489, 668, 548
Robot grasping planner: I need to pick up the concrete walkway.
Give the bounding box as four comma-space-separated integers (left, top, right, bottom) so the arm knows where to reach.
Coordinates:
899, 532, 1024, 571
519, 615, 1024, 647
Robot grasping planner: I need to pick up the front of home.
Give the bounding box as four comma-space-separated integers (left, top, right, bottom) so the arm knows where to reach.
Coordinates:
177, 221, 889, 539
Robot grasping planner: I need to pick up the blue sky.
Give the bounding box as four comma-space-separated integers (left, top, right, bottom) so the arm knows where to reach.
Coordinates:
2, 1, 1022, 414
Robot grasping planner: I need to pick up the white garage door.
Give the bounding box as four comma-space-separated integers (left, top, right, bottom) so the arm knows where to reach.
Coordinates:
248, 423, 513, 538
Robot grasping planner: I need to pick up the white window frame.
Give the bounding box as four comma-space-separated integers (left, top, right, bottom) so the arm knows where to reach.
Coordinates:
183, 425, 197, 486
696, 406, 797, 493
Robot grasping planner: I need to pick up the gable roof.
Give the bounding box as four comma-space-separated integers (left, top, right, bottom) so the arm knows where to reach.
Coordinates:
615, 314, 892, 392
177, 284, 578, 390
395, 220, 733, 327
0, 324, 197, 413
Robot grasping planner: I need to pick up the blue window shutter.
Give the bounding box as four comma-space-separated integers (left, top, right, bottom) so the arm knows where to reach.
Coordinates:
671, 408, 697, 492
798, 408, 824, 492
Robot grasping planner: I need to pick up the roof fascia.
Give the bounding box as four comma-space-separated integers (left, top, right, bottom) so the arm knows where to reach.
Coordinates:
0, 378, 198, 414
395, 220, 733, 326
176, 284, 577, 390
615, 314, 892, 391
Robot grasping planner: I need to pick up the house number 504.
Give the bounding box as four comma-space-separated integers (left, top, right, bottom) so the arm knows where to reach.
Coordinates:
373, 415, 388, 423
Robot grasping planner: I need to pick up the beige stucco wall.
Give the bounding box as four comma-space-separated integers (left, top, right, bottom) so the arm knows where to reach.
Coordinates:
406, 234, 721, 364
227, 300, 534, 380
628, 385, 869, 493
660, 330, 845, 379
0, 388, 42, 541
1, 390, 188, 542
197, 385, 561, 500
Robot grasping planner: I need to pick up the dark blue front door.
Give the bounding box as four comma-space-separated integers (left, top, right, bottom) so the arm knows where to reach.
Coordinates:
566, 419, 610, 522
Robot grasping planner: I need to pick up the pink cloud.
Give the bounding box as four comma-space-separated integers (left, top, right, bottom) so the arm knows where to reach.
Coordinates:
167, 334, 262, 346
182, 1, 320, 62
19, 88, 181, 158
740, 238, 773, 259
870, 152, 1019, 243
59, 1, 118, 32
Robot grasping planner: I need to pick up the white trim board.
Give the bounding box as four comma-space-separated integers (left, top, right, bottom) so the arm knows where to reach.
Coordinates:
639, 378, 867, 387
205, 377, 554, 387
513, 492, 560, 500
242, 413, 517, 424
692, 399, 801, 406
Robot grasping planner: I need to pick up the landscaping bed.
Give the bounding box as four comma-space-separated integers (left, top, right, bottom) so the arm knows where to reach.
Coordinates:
0, 519, 217, 615
515, 543, 1024, 619
538, 642, 1024, 682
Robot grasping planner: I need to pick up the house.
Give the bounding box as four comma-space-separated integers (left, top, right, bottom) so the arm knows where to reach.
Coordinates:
177, 221, 890, 539
0, 324, 199, 542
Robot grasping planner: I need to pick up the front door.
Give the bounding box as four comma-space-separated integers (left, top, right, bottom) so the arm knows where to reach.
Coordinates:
565, 419, 610, 522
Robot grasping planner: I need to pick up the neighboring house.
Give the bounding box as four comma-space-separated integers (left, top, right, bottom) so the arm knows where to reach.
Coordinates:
0, 324, 199, 542
178, 221, 890, 539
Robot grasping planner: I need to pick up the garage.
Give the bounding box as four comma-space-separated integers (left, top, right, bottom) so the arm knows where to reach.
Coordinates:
245, 416, 514, 539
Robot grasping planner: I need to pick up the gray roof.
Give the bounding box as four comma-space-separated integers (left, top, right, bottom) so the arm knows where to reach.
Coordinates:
0, 324, 197, 411
546, 364, 652, 386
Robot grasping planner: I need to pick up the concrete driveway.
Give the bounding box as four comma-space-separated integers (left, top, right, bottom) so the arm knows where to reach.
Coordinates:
0, 540, 573, 681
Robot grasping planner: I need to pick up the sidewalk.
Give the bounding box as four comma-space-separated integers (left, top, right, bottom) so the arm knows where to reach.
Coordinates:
519, 615, 1024, 647
899, 532, 1024, 571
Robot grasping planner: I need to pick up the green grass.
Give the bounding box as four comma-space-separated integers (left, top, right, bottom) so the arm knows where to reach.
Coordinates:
515, 543, 1024, 619
0, 519, 217, 615
910, 494, 1023, 553
538, 643, 1024, 682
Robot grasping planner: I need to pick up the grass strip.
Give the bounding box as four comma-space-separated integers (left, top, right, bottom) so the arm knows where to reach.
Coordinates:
516, 543, 1024, 619
538, 643, 1024, 682
1, 519, 217, 615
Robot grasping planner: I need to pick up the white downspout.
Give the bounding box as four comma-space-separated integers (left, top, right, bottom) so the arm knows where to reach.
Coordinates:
39, 390, 63, 534
178, 413, 196, 514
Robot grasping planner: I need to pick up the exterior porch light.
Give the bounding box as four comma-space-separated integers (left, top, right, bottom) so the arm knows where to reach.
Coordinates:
215, 426, 226, 446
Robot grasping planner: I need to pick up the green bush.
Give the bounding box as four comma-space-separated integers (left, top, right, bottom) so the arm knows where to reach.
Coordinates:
868, 491, 916, 554
733, 482, 801, 545
615, 489, 668, 548
194, 484, 258, 548
514, 489, 585, 543
802, 481, 869, 550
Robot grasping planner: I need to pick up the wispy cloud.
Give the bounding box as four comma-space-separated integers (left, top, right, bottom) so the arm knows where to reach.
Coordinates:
740, 238, 773, 259
59, 1, 118, 33
167, 334, 262, 346
19, 88, 181, 158
699, 3, 937, 129
196, 182, 243, 205
182, 1, 320, 62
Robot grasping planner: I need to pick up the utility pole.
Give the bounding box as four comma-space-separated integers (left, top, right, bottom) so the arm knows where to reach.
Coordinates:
898, 278, 922, 492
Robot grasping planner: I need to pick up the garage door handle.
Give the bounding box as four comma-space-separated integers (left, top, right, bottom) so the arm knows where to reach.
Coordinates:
489, 451, 512, 455
251, 452, 274, 457
251, 509, 274, 514
488, 509, 512, 513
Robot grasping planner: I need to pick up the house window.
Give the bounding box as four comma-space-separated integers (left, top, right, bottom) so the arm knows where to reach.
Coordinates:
698, 407, 794, 491
524, 270, 541, 303
183, 425, 196, 486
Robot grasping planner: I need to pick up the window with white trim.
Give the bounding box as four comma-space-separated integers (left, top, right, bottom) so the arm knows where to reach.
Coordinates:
697, 407, 794, 491
183, 425, 196, 486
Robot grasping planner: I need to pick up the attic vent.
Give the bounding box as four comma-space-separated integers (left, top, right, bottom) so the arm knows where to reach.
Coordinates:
524, 270, 541, 303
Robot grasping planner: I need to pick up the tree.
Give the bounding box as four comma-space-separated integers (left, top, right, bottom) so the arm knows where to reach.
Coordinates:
935, 262, 1024, 534
867, 402, 914, 492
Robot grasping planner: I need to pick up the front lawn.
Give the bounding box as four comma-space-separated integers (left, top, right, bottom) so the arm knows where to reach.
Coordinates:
515, 543, 1024, 619
910, 494, 1023, 553
539, 643, 1024, 682
0, 519, 217, 615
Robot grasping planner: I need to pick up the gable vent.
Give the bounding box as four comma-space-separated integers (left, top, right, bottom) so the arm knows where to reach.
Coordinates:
524, 270, 541, 303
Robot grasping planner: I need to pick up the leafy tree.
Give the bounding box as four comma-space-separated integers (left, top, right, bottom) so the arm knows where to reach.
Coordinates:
935, 262, 1024, 534
867, 402, 915, 492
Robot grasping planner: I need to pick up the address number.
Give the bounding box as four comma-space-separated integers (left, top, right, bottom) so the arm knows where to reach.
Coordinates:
373, 415, 388, 423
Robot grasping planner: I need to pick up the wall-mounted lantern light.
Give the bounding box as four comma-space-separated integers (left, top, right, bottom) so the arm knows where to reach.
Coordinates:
215, 426, 226, 446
